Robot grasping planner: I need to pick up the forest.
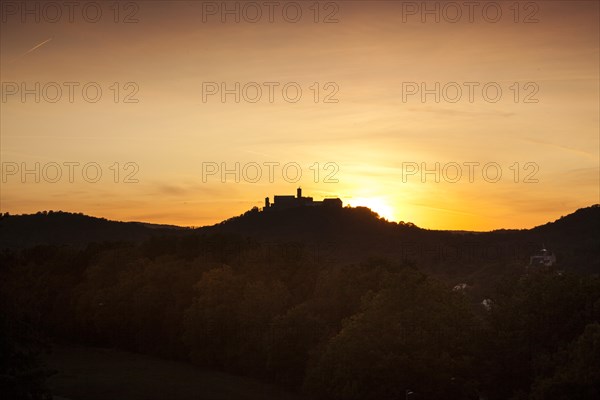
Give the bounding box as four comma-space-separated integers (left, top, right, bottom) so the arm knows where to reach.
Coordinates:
1, 206, 599, 399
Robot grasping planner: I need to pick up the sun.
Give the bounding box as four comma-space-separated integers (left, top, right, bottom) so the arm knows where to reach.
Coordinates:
346, 197, 396, 221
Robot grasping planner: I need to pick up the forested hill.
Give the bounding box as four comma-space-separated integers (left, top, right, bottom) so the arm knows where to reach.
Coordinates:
0, 205, 600, 276
202, 205, 418, 240
0, 211, 185, 248
1, 205, 598, 274
201, 204, 600, 275
207, 203, 600, 238
532, 204, 600, 236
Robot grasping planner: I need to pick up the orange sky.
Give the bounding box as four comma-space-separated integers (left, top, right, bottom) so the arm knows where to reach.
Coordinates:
1, 1, 598, 230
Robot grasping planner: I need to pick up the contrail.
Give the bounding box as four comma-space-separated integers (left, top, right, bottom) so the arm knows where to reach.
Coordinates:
23, 37, 53, 55
9, 37, 53, 63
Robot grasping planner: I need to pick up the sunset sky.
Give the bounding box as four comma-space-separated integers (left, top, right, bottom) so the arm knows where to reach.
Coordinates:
1, 0, 598, 230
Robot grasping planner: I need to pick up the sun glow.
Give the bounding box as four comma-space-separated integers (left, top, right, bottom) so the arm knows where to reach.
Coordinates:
0, 2, 597, 231
346, 197, 397, 222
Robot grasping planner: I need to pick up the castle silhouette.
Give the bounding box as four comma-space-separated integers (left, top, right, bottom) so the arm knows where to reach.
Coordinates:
264, 188, 342, 211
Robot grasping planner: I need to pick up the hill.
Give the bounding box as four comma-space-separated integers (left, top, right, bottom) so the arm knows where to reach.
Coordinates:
0, 211, 185, 249
1, 205, 598, 276
200, 204, 600, 276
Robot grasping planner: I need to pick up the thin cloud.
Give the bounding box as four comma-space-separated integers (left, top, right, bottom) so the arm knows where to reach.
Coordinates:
520, 137, 596, 159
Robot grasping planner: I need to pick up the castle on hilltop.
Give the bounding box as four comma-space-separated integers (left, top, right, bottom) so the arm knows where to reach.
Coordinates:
264, 188, 342, 211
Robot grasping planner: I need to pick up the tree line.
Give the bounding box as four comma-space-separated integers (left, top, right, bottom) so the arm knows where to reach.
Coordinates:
1, 233, 599, 399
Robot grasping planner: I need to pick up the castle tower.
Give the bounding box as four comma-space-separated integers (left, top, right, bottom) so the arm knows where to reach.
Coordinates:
297, 187, 302, 198
265, 197, 270, 209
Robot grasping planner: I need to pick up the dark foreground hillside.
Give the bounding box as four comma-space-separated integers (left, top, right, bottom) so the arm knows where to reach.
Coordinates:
1, 205, 599, 399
